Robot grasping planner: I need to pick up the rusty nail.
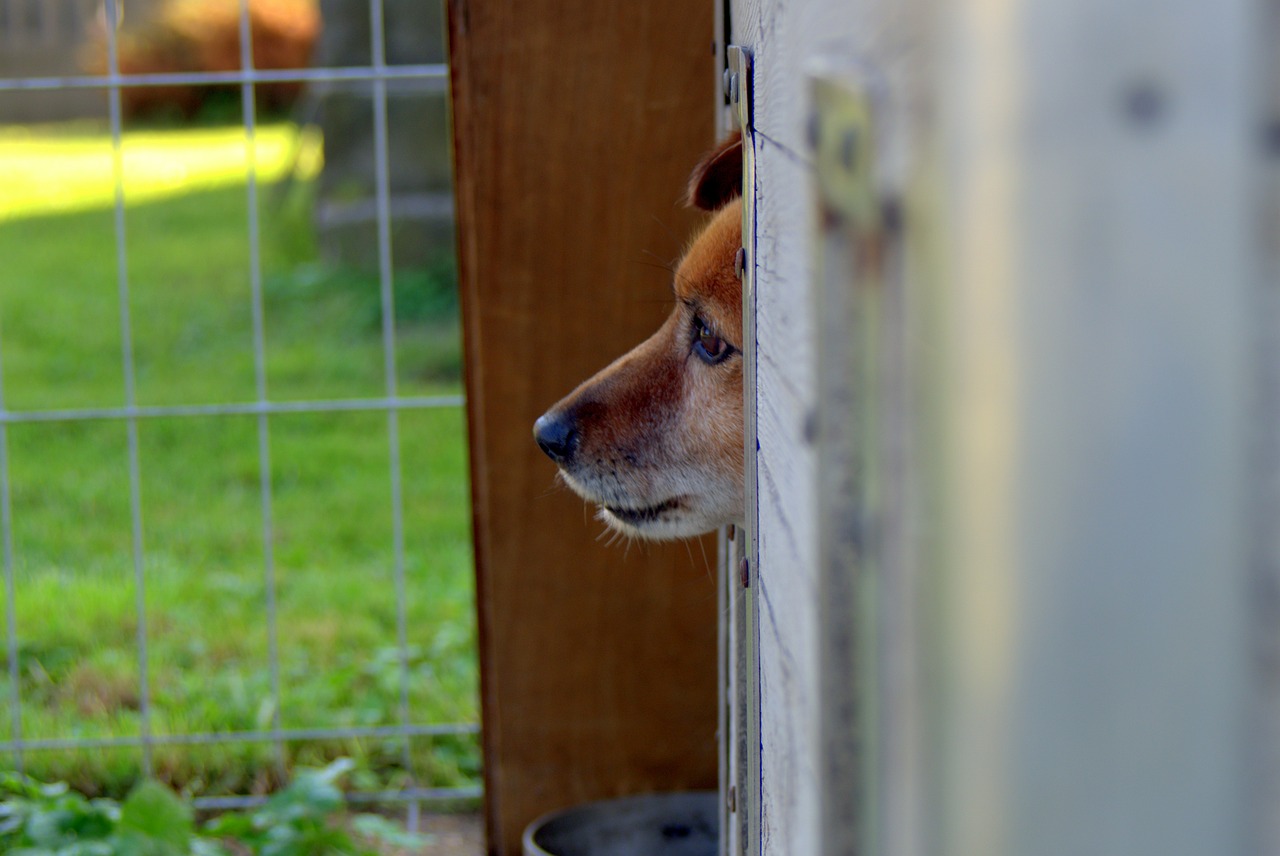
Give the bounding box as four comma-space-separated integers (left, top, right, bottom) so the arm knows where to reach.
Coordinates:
734, 247, 746, 278
739, 556, 750, 588
728, 785, 738, 813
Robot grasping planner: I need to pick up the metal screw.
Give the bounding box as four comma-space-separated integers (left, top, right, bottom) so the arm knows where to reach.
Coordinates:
739, 556, 750, 589
728, 72, 740, 105
734, 247, 746, 279
722, 68, 733, 99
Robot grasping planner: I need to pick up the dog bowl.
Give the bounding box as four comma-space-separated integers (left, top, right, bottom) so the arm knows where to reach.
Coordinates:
522, 791, 718, 856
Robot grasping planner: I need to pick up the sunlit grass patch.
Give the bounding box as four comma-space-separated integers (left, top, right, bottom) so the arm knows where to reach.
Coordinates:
0, 122, 322, 220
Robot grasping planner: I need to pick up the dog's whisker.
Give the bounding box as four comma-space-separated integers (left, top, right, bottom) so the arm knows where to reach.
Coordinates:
696, 535, 713, 583
648, 212, 682, 251
639, 248, 678, 271
534, 477, 569, 501
666, 266, 697, 295
635, 259, 678, 278
685, 536, 716, 589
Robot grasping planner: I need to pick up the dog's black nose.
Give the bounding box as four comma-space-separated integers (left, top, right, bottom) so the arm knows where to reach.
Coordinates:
533, 411, 578, 464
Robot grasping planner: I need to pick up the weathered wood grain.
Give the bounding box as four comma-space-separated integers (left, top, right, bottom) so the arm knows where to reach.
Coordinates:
447, 4, 721, 853
916, 1, 1262, 852
734, 0, 1274, 853
728, 3, 865, 855
1255, 5, 1280, 852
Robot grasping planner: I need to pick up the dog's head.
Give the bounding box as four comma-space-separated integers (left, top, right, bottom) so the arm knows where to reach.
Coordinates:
533, 136, 745, 540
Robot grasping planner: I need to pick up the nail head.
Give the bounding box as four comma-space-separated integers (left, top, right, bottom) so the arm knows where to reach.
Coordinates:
840, 129, 859, 172
1122, 80, 1167, 129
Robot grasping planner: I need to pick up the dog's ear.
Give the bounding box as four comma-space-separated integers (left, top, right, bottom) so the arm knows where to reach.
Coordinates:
686, 134, 743, 211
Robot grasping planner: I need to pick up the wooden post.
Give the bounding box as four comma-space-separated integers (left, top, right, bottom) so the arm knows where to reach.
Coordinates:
447, 4, 720, 853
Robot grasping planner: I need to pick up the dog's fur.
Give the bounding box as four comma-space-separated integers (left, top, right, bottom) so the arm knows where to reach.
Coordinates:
533, 136, 746, 540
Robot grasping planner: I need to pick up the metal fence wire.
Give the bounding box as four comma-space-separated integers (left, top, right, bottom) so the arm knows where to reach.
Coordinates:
0, 0, 479, 826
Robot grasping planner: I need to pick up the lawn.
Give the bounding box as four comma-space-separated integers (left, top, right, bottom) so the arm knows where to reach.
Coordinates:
0, 121, 479, 801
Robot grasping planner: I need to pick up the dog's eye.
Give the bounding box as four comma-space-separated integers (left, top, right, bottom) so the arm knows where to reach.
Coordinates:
693, 318, 732, 365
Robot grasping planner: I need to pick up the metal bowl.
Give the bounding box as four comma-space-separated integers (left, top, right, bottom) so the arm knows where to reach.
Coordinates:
522, 791, 718, 856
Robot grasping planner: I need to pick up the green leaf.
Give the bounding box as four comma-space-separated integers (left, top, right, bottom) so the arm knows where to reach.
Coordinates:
27, 798, 114, 847
190, 838, 234, 856
118, 781, 193, 849
0, 772, 45, 800
40, 782, 70, 800
115, 828, 198, 856
312, 758, 356, 787
202, 812, 254, 839
252, 760, 351, 829
0, 806, 25, 837
351, 813, 432, 849
58, 839, 119, 856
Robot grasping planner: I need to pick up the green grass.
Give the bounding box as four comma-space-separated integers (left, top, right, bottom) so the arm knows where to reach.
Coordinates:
0, 122, 477, 800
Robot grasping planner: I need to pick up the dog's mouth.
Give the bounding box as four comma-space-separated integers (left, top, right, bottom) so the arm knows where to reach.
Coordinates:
602, 497, 682, 526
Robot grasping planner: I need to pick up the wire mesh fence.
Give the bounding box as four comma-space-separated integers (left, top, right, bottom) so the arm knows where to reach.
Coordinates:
0, 0, 478, 827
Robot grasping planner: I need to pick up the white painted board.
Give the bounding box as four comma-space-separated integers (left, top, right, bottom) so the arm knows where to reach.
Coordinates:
729, 0, 1277, 854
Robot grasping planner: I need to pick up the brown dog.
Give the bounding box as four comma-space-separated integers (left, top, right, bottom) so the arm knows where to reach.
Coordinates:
533, 136, 746, 540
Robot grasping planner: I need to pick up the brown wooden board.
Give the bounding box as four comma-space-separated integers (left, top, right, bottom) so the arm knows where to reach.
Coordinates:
446, 3, 720, 853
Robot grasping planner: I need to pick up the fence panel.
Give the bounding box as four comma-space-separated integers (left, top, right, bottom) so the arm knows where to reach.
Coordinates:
0, 0, 477, 826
